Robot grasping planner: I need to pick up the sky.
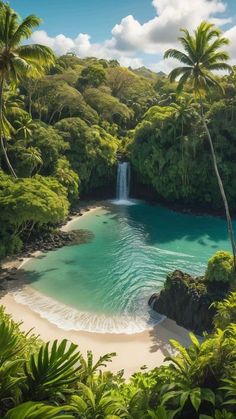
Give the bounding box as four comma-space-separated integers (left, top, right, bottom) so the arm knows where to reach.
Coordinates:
8, 0, 236, 72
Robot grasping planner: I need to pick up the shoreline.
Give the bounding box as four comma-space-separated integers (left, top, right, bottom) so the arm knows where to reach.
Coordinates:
61, 205, 102, 232
1, 204, 101, 271
0, 292, 191, 377
0, 202, 192, 377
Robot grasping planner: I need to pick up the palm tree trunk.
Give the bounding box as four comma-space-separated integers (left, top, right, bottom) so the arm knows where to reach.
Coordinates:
201, 106, 236, 268
0, 78, 17, 178
28, 91, 32, 117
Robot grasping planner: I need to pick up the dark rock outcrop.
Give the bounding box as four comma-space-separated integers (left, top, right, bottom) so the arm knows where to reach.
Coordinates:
149, 270, 228, 335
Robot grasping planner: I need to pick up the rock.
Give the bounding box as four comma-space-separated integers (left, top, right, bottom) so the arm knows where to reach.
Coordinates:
149, 270, 227, 335
148, 293, 159, 308
70, 210, 77, 216
6, 275, 17, 281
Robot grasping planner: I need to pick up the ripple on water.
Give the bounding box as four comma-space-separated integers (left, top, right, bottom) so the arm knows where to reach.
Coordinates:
19, 202, 231, 334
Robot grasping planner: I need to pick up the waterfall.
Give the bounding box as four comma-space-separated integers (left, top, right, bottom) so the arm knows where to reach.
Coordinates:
116, 162, 131, 204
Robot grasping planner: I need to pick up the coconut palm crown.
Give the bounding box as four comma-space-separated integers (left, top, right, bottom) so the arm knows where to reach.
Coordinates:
0, 2, 55, 177
164, 21, 232, 96
0, 3, 55, 83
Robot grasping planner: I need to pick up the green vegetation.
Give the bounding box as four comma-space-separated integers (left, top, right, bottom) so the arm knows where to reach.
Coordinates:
1, 2, 236, 263
213, 293, 236, 329
0, 293, 235, 418
206, 251, 236, 284
164, 21, 236, 266
0, 0, 235, 416
151, 250, 236, 335
54, 118, 118, 192
0, 171, 69, 258
0, 0, 162, 258
0, 3, 55, 177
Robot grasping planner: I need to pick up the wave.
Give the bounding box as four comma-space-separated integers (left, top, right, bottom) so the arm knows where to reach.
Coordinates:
12, 286, 165, 335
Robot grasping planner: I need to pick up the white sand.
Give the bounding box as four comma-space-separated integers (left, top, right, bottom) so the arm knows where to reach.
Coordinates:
61, 206, 102, 232
0, 293, 190, 377
0, 204, 191, 377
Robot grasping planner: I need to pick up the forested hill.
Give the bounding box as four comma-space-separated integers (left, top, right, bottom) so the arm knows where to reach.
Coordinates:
9, 55, 165, 194
18, 54, 236, 213
1, 52, 236, 259
0, 54, 163, 259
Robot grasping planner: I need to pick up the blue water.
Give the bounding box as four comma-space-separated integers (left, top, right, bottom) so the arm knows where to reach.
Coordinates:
14, 201, 232, 333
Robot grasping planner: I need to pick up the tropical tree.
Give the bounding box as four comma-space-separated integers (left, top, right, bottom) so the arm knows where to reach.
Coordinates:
76, 64, 106, 91
21, 146, 43, 176
15, 115, 36, 143
0, 2, 55, 177
164, 21, 236, 267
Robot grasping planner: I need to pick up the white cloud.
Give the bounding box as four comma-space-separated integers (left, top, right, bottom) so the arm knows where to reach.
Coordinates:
224, 25, 236, 65
110, 0, 229, 54
31, 30, 143, 68
31, 0, 235, 71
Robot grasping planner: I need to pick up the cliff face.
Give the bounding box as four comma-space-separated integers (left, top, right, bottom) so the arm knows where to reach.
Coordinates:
149, 270, 228, 335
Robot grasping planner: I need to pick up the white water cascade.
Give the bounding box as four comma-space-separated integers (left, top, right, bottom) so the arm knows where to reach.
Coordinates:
115, 161, 131, 205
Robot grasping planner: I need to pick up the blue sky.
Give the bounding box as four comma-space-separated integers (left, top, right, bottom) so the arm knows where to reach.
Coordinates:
9, 0, 156, 40
8, 0, 236, 70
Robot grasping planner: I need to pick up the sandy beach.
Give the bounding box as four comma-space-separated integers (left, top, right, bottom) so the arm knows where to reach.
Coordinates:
0, 292, 190, 377
61, 206, 102, 232
0, 206, 191, 378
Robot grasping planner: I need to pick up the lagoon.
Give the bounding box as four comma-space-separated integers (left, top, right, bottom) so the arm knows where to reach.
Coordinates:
16, 201, 231, 334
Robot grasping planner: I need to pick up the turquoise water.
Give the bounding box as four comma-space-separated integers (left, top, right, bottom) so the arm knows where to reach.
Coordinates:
15, 200, 232, 333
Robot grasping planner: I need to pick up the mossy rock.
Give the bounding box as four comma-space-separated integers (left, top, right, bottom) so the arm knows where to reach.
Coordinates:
149, 270, 228, 335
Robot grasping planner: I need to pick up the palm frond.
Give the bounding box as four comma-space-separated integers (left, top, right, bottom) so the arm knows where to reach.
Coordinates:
17, 44, 55, 69
179, 29, 196, 62
10, 15, 41, 47
201, 39, 230, 63
164, 20, 230, 98
168, 66, 192, 83
164, 49, 193, 66
176, 70, 192, 94
205, 63, 231, 72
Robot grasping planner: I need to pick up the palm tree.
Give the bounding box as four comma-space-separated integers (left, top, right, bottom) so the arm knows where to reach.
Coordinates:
164, 21, 236, 267
0, 3, 55, 177
15, 114, 37, 143
22, 146, 43, 176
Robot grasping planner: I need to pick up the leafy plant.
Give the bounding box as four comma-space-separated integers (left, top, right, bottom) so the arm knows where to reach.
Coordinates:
23, 339, 81, 401
3, 402, 75, 419
213, 293, 236, 328
206, 251, 235, 283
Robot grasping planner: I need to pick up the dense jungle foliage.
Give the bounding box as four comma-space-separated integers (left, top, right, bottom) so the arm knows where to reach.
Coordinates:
0, 2, 236, 417
0, 292, 235, 418
0, 2, 236, 259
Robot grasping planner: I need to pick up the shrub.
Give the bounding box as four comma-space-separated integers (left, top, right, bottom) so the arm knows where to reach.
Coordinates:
205, 251, 235, 283
213, 292, 236, 329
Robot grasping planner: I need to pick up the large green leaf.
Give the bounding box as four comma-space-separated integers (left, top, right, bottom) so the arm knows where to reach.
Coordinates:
4, 401, 74, 419
24, 339, 81, 400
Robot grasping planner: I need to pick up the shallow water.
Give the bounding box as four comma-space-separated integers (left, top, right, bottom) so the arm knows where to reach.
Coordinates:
15, 201, 232, 333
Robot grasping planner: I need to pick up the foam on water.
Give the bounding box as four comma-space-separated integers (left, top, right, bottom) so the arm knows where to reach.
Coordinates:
112, 199, 136, 206
16, 201, 232, 334
12, 286, 165, 334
